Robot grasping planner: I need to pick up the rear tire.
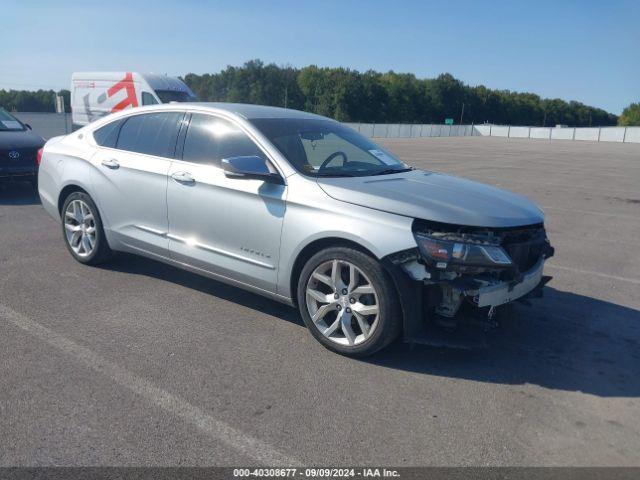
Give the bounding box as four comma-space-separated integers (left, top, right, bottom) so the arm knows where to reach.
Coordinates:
297, 247, 401, 357
61, 192, 113, 265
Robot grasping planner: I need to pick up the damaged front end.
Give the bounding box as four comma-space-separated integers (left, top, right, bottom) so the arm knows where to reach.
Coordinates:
383, 220, 555, 347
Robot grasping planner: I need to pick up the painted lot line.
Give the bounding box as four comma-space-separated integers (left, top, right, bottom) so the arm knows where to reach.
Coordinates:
545, 264, 640, 286
0, 303, 297, 466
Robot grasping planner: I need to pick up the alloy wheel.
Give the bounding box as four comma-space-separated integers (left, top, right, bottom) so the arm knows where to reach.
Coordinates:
305, 259, 380, 346
64, 199, 96, 257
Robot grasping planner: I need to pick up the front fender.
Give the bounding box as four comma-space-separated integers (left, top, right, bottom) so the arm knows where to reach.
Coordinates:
276, 176, 416, 298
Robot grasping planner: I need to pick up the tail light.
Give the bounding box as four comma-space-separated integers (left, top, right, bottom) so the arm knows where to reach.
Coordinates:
36, 148, 43, 166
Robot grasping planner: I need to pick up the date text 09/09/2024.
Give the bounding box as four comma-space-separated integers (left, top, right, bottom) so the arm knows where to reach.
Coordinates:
233, 468, 400, 478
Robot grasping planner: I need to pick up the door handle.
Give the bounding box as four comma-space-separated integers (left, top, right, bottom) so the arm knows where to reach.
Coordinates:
171, 171, 195, 185
101, 158, 120, 169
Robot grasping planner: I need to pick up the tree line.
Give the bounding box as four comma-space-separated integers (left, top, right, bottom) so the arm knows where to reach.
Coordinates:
0, 89, 70, 113
2, 60, 636, 126
184, 60, 619, 127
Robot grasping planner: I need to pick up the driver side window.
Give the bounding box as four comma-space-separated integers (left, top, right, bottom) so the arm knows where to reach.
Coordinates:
182, 114, 266, 167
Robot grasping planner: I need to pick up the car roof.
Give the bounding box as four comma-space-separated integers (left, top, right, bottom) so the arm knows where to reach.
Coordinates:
145, 102, 329, 121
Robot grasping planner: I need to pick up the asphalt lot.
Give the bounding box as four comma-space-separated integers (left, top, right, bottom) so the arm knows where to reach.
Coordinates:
1, 136, 639, 466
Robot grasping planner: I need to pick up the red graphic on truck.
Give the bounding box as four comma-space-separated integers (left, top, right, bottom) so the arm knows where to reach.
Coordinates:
107, 72, 138, 112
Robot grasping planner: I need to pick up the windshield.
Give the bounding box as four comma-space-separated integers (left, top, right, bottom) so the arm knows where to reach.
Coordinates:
250, 118, 409, 177
154, 90, 198, 103
0, 108, 26, 131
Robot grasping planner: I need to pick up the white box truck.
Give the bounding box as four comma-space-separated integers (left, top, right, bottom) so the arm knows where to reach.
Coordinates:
71, 72, 197, 127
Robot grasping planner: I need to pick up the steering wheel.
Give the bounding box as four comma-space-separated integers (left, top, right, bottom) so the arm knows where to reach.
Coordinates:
318, 151, 348, 173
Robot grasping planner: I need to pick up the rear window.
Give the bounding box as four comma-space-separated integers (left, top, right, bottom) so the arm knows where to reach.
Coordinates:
0, 108, 25, 131
116, 112, 185, 158
93, 119, 124, 148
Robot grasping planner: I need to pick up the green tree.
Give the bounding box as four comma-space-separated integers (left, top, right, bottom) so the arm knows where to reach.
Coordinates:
0, 89, 70, 112
182, 63, 618, 126
2, 65, 619, 126
618, 103, 640, 126
424, 74, 465, 123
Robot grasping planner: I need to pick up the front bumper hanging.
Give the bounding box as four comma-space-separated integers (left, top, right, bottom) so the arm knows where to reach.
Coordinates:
382, 250, 553, 349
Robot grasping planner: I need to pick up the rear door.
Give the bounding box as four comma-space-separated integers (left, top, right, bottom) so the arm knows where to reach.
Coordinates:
166, 113, 286, 292
90, 111, 185, 256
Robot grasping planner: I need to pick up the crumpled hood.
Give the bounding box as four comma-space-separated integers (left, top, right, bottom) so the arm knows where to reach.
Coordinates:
317, 169, 544, 227
0, 129, 45, 150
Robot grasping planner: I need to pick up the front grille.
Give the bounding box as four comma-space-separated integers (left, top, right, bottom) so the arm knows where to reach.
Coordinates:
500, 226, 547, 272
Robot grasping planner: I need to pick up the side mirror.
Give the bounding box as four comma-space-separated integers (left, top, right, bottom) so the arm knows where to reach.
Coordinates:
222, 155, 283, 184
25, 123, 32, 130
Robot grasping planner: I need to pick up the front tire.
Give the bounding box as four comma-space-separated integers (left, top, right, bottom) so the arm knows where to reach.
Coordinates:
61, 192, 113, 265
297, 247, 401, 357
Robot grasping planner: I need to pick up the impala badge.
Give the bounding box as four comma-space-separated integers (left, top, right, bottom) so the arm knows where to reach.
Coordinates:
241, 246, 271, 259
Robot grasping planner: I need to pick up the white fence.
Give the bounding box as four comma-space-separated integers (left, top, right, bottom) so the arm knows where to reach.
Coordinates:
344, 123, 475, 139
9, 112, 640, 144
345, 122, 640, 143
13, 112, 73, 139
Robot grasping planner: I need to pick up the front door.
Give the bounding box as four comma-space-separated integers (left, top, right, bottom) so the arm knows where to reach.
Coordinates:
167, 113, 286, 293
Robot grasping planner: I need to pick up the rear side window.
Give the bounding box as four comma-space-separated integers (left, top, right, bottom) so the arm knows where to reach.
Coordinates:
93, 119, 123, 148
116, 112, 184, 158
182, 114, 265, 166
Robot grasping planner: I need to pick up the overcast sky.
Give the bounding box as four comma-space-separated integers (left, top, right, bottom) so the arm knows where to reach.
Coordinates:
1, 0, 637, 114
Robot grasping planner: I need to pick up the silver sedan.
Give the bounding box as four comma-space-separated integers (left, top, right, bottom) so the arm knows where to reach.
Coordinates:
38, 103, 553, 356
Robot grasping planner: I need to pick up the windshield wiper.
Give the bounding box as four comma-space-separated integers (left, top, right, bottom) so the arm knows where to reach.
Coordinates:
370, 167, 413, 176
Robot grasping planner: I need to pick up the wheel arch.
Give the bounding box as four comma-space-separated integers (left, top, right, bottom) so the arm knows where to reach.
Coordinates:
58, 184, 90, 214
289, 237, 379, 307
57, 183, 114, 244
